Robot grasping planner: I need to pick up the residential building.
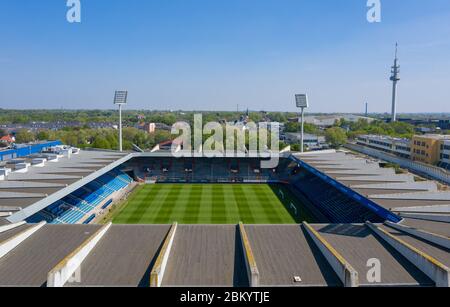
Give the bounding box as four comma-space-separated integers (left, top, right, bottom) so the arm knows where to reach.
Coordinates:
285, 133, 325, 148
411, 135, 444, 164
356, 134, 450, 168
303, 115, 375, 128
141, 123, 156, 134
439, 139, 450, 170
0, 135, 16, 145
356, 135, 411, 159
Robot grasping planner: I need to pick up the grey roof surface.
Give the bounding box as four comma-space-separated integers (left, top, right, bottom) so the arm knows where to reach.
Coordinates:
57, 163, 107, 169
0, 191, 46, 199
355, 188, 435, 197
312, 224, 432, 286
0, 198, 45, 209
370, 191, 450, 201
299, 154, 352, 161
0, 181, 66, 189
374, 199, 450, 210
0, 224, 32, 243
351, 182, 438, 191
402, 218, 450, 238
300, 151, 449, 216
162, 225, 248, 287
0, 223, 446, 287
6, 173, 82, 181
0, 150, 131, 221
352, 182, 438, 197
245, 225, 341, 287
337, 175, 414, 183
0, 151, 448, 287
326, 169, 395, 176
393, 205, 450, 214
68, 225, 171, 287
312, 163, 383, 169
0, 224, 101, 287
380, 224, 450, 268
37, 168, 95, 174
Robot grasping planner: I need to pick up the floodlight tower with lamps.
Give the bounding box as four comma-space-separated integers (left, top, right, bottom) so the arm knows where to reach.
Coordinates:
295, 94, 309, 153
114, 91, 128, 152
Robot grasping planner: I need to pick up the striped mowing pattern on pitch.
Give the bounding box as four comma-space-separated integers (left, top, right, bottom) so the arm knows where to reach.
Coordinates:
113, 184, 312, 225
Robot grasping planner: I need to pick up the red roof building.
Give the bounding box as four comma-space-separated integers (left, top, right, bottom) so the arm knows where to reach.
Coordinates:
0, 135, 15, 143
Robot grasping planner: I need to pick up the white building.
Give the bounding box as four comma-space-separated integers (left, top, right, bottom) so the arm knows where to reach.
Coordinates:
304, 115, 375, 128
356, 135, 411, 159
284, 133, 326, 148
439, 140, 450, 170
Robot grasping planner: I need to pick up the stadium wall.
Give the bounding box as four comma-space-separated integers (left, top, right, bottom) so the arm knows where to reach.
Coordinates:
47, 223, 112, 287
367, 222, 450, 287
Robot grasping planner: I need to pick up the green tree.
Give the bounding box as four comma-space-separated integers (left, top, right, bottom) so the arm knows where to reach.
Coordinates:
291, 144, 301, 152
15, 129, 35, 143
285, 122, 319, 134
325, 127, 348, 149
36, 130, 51, 141
91, 138, 111, 149
268, 113, 287, 123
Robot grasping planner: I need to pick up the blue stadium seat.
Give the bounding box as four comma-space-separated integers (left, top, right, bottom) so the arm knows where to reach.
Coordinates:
289, 170, 383, 223
27, 168, 133, 225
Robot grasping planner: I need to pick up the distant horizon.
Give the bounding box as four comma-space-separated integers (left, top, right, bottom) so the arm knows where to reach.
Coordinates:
1, 1, 450, 113
0, 107, 449, 117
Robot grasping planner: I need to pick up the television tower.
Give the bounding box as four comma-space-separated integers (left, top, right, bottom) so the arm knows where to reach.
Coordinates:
390, 43, 400, 122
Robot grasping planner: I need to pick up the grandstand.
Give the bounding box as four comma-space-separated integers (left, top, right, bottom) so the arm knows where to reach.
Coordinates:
0, 146, 449, 287
27, 169, 133, 224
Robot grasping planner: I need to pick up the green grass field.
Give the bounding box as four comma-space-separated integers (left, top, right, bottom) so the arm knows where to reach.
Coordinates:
112, 184, 314, 224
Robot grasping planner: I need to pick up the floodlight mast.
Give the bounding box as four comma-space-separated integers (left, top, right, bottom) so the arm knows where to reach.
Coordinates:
114, 91, 128, 152
119, 104, 123, 152
295, 94, 309, 153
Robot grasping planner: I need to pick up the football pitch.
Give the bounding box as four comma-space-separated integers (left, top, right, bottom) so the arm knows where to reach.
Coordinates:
112, 184, 314, 224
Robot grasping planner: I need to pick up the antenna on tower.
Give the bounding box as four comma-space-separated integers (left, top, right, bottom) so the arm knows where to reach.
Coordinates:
390, 43, 400, 122
394, 42, 398, 60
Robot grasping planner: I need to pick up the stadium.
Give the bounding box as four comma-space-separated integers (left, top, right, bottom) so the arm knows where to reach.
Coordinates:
0, 143, 449, 287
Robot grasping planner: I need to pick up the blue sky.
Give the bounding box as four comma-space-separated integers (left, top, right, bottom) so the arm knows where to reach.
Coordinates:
0, 0, 450, 113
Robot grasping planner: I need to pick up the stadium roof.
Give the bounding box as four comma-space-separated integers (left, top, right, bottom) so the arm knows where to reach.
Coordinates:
1, 148, 449, 224
0, 150, 130, 223
295, 151, 450, 214
0, 222, 446, 287
0, 149, 448, 287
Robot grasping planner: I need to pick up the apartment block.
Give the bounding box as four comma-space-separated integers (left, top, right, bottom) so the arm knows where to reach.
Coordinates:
411, 135, 445, 164
356, 135, 411, 159
439, 139, 450, 170
357, 134, 450, 170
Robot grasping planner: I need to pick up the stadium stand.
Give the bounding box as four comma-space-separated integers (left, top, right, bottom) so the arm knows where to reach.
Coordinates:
130, 156, 385, 223
287, 169, 384, 223
26, 169, 133, 224
1, 148, 449, 287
